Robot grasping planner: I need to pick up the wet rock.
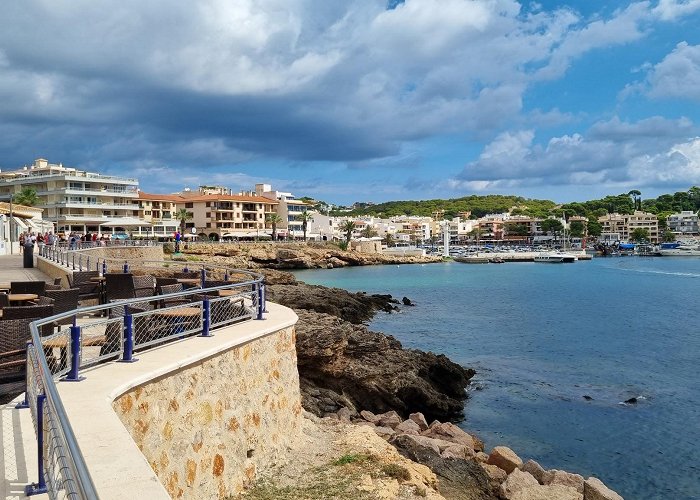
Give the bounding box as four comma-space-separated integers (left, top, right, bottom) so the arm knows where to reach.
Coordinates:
583, 477, 623, 500
623, 397, 637, 404
583, 395, 593, 401
486, 446, 523, 474
402, 296, 414, 305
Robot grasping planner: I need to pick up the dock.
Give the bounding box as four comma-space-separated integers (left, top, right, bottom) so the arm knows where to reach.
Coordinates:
453, 251, 592, 263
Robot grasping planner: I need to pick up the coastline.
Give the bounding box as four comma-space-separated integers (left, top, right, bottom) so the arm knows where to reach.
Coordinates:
172, 244, 623, 499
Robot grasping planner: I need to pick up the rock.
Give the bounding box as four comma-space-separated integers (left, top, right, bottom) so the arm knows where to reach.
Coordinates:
360, 410, 379, 424
391, 434, 499, 500
583, 395, 593, 401
481, 463, 508, 484
583, 477, 623, 500
623, 397, 637, 404
441, 444, 475, 459
409, 412, 429, 431
521, 460, 546, 484
422, 422, 476, 449
500, 469, 539, 499
396, 419, 422, 434
511, 484, 583, 500
377, 411, 403, 429
292, 309, 474, 422
337, 407, 355, 422
402, 296, 414, 305
373, 426, 395, 440
486, 446, 523, 474
543, 470, 584, 493
475, 452, 490, 463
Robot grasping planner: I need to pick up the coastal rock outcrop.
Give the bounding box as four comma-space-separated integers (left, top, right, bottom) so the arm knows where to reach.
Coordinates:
293, 308, 474, 422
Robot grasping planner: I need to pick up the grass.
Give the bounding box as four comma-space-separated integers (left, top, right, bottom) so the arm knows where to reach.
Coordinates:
333, 453, 372, 466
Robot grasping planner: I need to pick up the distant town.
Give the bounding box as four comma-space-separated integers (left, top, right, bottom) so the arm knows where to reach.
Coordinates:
1, 158, 699, 255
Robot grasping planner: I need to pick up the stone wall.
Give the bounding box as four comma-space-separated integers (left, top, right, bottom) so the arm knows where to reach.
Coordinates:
112, 325, 302, 499
79, 245, 164, 262
36, 257, 69, 287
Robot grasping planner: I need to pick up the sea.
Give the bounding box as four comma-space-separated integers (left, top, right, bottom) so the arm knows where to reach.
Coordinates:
293, 257, 700, 500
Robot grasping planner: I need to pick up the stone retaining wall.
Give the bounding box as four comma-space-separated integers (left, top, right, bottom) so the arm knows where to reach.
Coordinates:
78, 245, 164, 262
112, 325, 302, 499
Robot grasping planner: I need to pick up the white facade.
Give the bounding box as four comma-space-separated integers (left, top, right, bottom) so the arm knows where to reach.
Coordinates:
667, 211, 699, 235
0, 158, 139, 236
255, 184, 310, 238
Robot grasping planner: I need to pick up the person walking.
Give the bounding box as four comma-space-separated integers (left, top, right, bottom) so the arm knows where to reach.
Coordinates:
175, 231, 181, 253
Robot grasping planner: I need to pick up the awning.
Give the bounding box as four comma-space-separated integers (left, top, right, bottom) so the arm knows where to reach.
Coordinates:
100, 218, 151, 227
12, 216, 28, 229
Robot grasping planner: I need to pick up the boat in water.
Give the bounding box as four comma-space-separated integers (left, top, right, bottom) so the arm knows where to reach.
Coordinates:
657, 241, 700, 256
534, 252, 577, 263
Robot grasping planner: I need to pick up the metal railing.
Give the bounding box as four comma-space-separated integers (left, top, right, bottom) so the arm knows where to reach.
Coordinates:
22, 248, 265, 498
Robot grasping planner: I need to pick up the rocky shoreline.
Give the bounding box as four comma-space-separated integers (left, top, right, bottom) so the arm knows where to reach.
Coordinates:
172, 244, 623, 499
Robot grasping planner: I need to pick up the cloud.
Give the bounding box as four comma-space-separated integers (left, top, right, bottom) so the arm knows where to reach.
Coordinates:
642, 42, 700, 101
454, 116, 700, 190
652, 0, 700, 21
0, 0, 682, 170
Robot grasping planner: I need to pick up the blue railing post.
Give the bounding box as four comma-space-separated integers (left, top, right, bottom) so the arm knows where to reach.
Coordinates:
86, 256, 90, 270
120, 306, 137, 362
123, 261, 129, 273
102, 260, 107, 276
224, 270, 229, 281
200, 268, 206, 288
63, 321, 84, 382
256, 283, 264, 320
262, 282, 267, 313
200, 298, 211, 337
183, 265, 189, 273
25, 394, 48, 496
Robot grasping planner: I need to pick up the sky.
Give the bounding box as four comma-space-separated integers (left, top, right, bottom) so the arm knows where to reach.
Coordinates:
1, 1, 700, 206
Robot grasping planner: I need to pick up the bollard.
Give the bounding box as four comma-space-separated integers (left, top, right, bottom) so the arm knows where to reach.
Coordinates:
183, 265, 189, 273
25, 394, 48, 496
200, 298, 211, 337
64, 322, 84, 382
102, 260, 107, 276
120, 305, 137, 362
123, 261, 129, 273
224, 271, 229, 281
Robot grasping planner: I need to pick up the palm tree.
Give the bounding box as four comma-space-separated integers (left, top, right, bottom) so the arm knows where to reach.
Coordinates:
12, 187, 39, 206
340, 220, 356, 248
176, 208, 193, 235
298, 210, 314, 241
266, 213, 283, 241
360, 225, 378, 238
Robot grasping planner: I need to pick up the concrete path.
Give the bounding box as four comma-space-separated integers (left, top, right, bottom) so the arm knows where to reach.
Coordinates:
0, 255, 52, 283
0, 255, 50, 498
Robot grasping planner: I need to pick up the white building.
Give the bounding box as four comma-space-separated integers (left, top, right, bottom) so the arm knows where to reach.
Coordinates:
0, 158, 140, 237
667, 210, 699, 235
255, 184, 310, 239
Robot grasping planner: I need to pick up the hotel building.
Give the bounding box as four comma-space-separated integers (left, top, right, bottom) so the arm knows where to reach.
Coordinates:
0, 158, 140, 236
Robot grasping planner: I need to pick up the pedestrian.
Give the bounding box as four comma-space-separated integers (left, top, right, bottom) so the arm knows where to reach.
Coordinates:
175, 231, 181, 252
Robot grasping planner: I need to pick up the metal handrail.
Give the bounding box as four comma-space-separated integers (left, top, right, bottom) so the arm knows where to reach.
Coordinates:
23, 252, 265, 498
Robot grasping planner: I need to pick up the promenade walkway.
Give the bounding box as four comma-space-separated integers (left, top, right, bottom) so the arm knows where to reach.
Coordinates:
1, 254, 51, 499
0, 254, 52, 283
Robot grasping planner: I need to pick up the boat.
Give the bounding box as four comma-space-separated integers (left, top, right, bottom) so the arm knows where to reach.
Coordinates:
489, 257, 505, 264
657, 242, 700, 256
534, 252, 577, 263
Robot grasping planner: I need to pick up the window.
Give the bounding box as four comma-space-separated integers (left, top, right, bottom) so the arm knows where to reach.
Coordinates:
206, 202, 210, 207
185, 202, 193, 208
206, 212, 211, 218
206, 222, 211, 228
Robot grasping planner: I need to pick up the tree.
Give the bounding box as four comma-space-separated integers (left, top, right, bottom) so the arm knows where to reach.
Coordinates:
265, 213, 283, 241
630, 228, 650, 242
340, 220, 356, 247
587, 218, 602, 237
541, 219, 564, 242
383, 233, 395, 247
298, 211, 314, 241
176, 208, 193, 235
569, 221, 585, 238
662, 230, 677, 242
469, 227, 483, 246
360, 225, 378, 238
628, 190, 641, 211
12, 187, 39, 206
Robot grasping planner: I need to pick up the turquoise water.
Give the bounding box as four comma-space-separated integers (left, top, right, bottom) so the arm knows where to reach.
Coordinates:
293, 258, 700, 500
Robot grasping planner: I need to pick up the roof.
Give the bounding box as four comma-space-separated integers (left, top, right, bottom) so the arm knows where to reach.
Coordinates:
0, 202, 43, 218
136, 192, 278, 204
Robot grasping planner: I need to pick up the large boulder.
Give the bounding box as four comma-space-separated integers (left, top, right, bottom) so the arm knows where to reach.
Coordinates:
377, 410, 403, 429
583, 477, 623, 500
396, 419, 422, 435
409, 412, 429, 431
486, 446, 523, 474
500, 469, 539, 499
543, 470, 584, 493
423, 421, 476, 449
521, 460, 546, 484
391, 434, 499, 500
291, 308, 475, 422
512, 484, 583, 500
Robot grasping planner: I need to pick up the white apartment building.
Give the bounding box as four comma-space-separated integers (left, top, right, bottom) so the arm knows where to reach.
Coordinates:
0, 158, 140, 236
667, 211, 699, 235
255, 184, 310, 238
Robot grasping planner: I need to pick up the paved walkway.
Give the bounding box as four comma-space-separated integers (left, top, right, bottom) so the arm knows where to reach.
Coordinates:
1, 254, 50, 499
0, 254, 52, 283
